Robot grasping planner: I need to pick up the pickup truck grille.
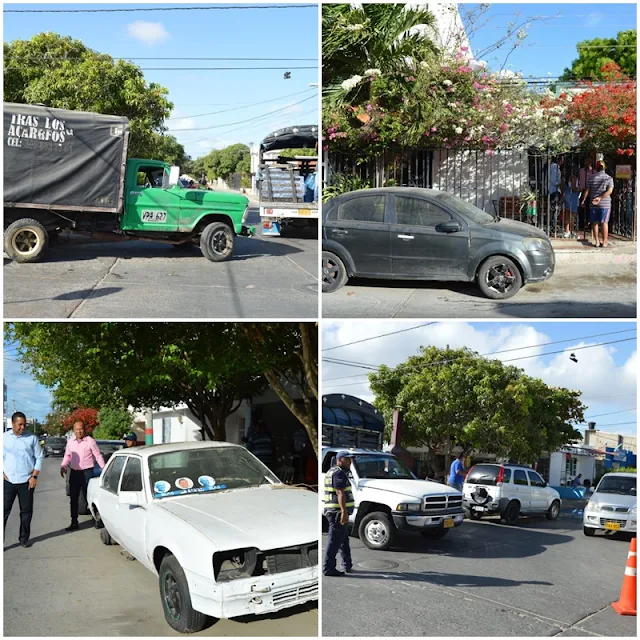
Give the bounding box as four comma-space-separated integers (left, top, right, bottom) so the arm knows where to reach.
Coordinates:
264, 542, 318, 575
423, 494, 464, 515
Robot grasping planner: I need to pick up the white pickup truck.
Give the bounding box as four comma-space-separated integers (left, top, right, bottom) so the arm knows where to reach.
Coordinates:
87, 441, 318, 633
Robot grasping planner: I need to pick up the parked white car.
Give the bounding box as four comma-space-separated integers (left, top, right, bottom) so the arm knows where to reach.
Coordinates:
463, 463, 562, 525
583, 471, 637, 537
87, 441, 318, 633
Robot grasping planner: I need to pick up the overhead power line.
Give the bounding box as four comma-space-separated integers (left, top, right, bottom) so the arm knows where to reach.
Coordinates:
323, 323, 436, 353
584, 408, 636, 419
5, 65, 317, 72
4, 5, 316, 13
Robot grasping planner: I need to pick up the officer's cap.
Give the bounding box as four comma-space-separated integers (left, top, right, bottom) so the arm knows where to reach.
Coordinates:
336, 450, 355, 460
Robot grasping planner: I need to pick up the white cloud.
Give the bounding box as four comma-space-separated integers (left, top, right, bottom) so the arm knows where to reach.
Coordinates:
166, 116, 196, 133
126, 21, 170, 47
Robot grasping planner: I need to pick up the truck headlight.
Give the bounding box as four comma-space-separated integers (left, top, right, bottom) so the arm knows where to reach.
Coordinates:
523, 237, 551, 252
396, 503, 421, 512
242, 206, 249, 224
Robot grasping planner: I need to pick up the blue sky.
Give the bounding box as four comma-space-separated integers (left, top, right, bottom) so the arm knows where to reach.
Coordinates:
3, 3, 319, 158
463, 3, 637, 78
322, 321, 637, 438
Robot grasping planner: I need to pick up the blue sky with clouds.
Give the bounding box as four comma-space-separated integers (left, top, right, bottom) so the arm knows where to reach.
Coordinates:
463, 3, 637, 77
322, 321, 637, 438
3, 3, 319, 158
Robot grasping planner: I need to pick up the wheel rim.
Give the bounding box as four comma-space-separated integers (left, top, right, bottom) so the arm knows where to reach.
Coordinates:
12, 228, 41, 256
365, 520, 389, 545
211, 229, 231, 255
322, 256, 340, 285
551, 503, 559, 518
163, 571, 182, 621
486, 263, 516, 294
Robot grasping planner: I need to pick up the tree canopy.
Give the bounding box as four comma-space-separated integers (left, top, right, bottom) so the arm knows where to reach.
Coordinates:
3, 32, 187, 165
193, 143, 251, 182
560, 30, 637, 81
369, 346, 584, 464
95, 406, 134, 440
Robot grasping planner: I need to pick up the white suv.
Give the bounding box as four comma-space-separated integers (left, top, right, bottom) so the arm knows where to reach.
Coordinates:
583, 471, 636, 537
463, 463, 562, 525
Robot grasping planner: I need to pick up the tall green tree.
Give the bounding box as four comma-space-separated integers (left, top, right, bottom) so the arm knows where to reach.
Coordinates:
560, 30, 637, 81
3, 32, 174, 159
194, 143, 251, 182
95, 406, 134, 440
369, 346, 584, 467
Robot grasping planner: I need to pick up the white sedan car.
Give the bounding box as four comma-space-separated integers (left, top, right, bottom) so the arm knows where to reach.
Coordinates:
87, 441, 318, 633
583, 471, 637, 537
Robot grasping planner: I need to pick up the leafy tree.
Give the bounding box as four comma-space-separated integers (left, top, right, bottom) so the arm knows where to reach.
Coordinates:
277, 148, 318, 158
560, 30, 637, 81
3, 32, 173, 158
141, 132, 189, 167
6, 323, 311, 444
42, 408, 68, 436
369, 346, 584, 471
195, 143, 251, 182
95, 406, 134, 440
62, 407, 99, 433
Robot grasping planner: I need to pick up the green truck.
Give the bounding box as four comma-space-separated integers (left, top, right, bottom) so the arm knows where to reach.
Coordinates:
3, 103, 254, 263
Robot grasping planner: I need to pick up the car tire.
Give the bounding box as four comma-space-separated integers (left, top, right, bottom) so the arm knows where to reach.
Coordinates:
583, 526, 596, 537
500, 501, 520, 525
200, 222, 234, 262
159, 554, 211, 634
420, 528, 449, 539
358, 512, 395, 551
322, 251, 348, 293
546, 500, 561, 520
477, 256, 523, 300
4, 218, 49, 263
100, 527, 115, 546
468, 510, 483, 521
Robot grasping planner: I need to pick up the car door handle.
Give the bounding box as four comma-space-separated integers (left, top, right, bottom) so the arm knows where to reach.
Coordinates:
332, 228, 348, 235
397, 234, 414, 240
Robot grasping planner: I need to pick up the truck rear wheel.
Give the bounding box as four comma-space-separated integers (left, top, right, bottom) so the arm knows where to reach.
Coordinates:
358, 512, 395, 551
200, 222, 234, 262
4, 218, 49, 263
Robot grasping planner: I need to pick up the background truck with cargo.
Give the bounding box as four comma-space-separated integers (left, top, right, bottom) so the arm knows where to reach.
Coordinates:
3, 103, 254, 263
321, 393, 464, 550
257, 125, 318, 237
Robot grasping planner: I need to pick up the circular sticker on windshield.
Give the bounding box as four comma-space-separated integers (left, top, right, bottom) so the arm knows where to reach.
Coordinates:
154, 480, 171, 494
175, 477, 193, 490
198, 475, 216, 489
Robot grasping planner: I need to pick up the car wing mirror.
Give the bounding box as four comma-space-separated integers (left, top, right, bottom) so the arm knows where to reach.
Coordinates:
435, 221, 462, 233
119, 490, 146, 507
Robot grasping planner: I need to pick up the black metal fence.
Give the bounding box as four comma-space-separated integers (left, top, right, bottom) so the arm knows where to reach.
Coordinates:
326, 148, 636, 240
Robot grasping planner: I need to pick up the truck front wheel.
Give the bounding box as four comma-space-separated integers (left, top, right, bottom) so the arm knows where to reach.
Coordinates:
4, 218, 49, 263
200, 222, 234, 262
358, 512, 395, 551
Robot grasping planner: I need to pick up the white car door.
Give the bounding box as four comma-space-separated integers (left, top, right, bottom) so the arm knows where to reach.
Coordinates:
115, 456, 151, 569
512, 469, 531, 510
527, 470, 548, 511
99, 455, 127, 538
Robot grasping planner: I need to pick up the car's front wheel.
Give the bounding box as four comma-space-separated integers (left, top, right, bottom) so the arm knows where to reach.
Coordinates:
546, 500, 561, 520
159, 555, 211, 634
200, 222, 234, 262
100, 527, 115, 546
358, 512, 395, 551
477, 256, 522, 299
583, 526, 596, 537
322, 251, 348, 293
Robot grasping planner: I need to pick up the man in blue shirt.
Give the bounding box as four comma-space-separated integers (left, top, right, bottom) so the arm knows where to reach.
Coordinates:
448, 452, 466, 492
3, 412, 44, 548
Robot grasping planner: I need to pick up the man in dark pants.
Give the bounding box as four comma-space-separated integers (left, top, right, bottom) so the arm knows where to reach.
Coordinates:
60, 421, 105, 531
3, 412, 44, 548
323, 451, 356, 577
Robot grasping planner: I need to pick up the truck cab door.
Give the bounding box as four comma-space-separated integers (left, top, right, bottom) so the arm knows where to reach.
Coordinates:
124, 165, 180, 232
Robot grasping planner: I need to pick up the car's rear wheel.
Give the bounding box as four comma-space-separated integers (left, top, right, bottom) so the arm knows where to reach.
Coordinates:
200, 222, 234, 262
322, 251, 348, 293
546, 500, 561, 520
420, 528, 449, 539
477, 256, 522, 299
583, 526, 596, 537
500, 501, 520, 525
4, 218, 49, 263
358, 512, 395, 551
159, 555, 211, 633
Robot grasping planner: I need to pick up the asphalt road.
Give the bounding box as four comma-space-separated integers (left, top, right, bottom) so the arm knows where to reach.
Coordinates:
3, 208, 318, 319
3, 459, 318, 637
322, 257, 637, 319
321, 510, 636, 637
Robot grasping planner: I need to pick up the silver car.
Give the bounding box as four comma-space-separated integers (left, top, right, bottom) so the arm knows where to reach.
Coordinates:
583, 472, 637, 536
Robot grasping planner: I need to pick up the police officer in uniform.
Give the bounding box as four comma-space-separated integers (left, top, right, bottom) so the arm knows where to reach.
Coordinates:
323, 450, 356, 577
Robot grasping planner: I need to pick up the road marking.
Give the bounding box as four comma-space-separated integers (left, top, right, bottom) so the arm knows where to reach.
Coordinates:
285, 255, 318, 281
69, 258, 119, 318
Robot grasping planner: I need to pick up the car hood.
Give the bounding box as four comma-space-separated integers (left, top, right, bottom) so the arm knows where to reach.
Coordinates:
588, 492, 636, 509
156, 485, 317, 551
359, 478, 462, 498
485, 218, 549, 241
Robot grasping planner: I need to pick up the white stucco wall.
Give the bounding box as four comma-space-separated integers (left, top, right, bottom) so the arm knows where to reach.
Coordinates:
549, 451, 596, 486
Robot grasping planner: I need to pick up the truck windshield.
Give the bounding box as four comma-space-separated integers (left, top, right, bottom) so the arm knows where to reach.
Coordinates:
596, 475, 636, 496
148, 446, 281, 499
354, 455, 414, 479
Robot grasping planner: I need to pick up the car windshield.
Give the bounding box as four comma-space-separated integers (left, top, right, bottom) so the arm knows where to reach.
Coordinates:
353, 455, 414, 479
596, 475, 637, 496
46, 437, 66, 446
149, 446, 281, 499
433, 192, 496, 224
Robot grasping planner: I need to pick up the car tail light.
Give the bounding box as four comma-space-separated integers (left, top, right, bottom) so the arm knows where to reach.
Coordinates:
465, 465, 476, 481
496, 466, 505, 485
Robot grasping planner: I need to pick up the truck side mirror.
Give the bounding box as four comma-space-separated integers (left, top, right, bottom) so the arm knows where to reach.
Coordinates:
167, 166, 180, 188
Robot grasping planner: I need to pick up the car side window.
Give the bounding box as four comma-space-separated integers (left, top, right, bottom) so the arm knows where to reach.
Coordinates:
322, 452, 335, 473
502, 468, 512, 483
395, 196, 452, 227
102, 456, 127, 495
338, 195, 385, 223
527, 471, 545, 487
513, 469, 529, 486
120, 457, 143, 492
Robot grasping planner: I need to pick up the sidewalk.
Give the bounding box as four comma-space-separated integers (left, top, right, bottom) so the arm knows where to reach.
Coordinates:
551, 237, 637, 265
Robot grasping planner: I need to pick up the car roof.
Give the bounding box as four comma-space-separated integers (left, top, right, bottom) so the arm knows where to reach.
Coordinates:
602, 472, 637, 478
470, 463, 534, 470
112, 440, 243, 459
333, 187, 449, 200
322, 447, 390, 456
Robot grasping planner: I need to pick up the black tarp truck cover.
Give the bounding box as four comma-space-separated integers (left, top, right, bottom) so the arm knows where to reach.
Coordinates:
4, 103, 130, 213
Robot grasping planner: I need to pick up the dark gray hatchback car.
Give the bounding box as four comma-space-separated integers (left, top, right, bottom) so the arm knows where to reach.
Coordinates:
322, 188, 555, 299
